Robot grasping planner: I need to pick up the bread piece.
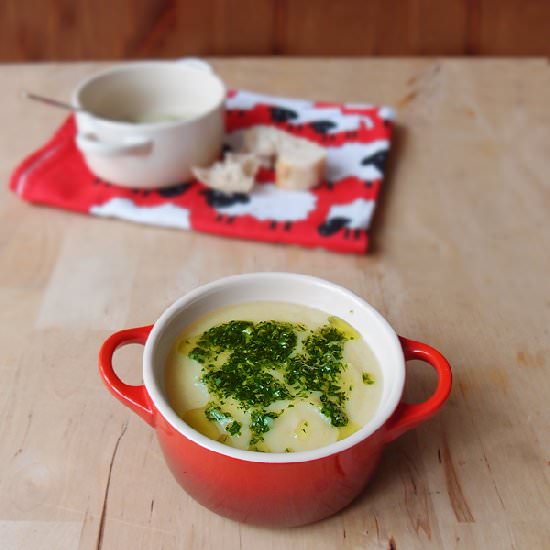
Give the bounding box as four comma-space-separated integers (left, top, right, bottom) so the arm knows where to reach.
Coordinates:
192, 153, 260, 193
275, 137, 326, 190
242, 126, 281, 157
242, 125, 326, 190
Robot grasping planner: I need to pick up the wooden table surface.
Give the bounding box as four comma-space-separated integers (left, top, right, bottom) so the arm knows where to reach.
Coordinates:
0, 59, 549, 550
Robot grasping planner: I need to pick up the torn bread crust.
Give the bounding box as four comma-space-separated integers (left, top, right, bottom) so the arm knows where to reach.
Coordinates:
242, 126, 281, 157
243, 125, 326, 189
276, 138, 326, 190
192, 153, 261, 193
242, 126, 281, 168
276, 151, 325, 190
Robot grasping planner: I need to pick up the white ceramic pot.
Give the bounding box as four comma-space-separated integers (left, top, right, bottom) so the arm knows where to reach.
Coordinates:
73, 58, 225, 188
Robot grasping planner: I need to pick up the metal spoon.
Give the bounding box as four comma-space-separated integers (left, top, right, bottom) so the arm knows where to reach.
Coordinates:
21, 91, 134, 122
21, 91, 88, 114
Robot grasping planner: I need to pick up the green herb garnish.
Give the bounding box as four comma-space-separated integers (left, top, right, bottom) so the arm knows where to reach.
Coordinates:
362, 372, 375, 385
204, 403, 231, 423
226, 421, 242, 436
190, 318, 355, 447
249, 410, 279, 445
285, 325, 349, 426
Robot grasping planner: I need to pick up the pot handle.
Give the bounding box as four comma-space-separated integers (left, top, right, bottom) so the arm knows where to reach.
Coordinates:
177, 57, 214, 73
76, 133, 153, 156
385, 336, 452, 442
98, 325, 155, 426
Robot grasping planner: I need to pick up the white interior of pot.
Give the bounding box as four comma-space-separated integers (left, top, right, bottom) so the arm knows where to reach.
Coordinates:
75, 63, 225, 123
143, 273, 405, 463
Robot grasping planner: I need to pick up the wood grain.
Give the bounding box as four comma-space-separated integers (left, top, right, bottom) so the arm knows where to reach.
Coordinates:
0, 1, 549, 60
0, 0, 275, 61
479, 0, 550, 55
278, 0, 470, 56
1, 58, 550, 549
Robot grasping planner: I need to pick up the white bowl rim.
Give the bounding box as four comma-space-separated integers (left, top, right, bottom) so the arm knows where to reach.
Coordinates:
71, 60, 226, 130
142, 272, 405, 463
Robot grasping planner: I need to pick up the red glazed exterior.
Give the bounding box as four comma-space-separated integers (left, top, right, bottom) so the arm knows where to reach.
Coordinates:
99, 323, 451, 527
156, 413, 386, 526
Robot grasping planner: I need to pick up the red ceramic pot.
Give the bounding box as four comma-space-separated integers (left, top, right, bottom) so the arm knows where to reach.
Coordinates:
99, 273, 452, 527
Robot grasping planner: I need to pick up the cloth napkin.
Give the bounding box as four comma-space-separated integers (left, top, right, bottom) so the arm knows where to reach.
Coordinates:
10, 90, 394, 254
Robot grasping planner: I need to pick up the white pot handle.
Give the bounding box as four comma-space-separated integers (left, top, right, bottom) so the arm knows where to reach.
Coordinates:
177, 57, 213, 73
76, 133, 152, 156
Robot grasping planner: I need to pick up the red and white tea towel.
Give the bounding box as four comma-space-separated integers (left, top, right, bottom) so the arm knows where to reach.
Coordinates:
10, 89, 394, 254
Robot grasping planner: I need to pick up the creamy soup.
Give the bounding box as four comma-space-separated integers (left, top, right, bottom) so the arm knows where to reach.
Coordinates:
165, 302, 383, 453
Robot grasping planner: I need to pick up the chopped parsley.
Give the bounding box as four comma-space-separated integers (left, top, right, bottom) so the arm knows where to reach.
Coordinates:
285, 325, 350, 427
362, 372, 375, 385
204, 403, 231, 423
226, 421, 242, 436
249, 410, 279, 445
205, 403, 241, 437
188, 318, 362, 448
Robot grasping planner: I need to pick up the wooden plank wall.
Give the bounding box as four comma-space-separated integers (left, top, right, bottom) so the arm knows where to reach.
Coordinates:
0, 0, 549, 61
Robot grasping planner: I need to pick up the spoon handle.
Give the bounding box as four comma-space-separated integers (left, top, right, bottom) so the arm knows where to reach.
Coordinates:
22, 91, 83, 113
